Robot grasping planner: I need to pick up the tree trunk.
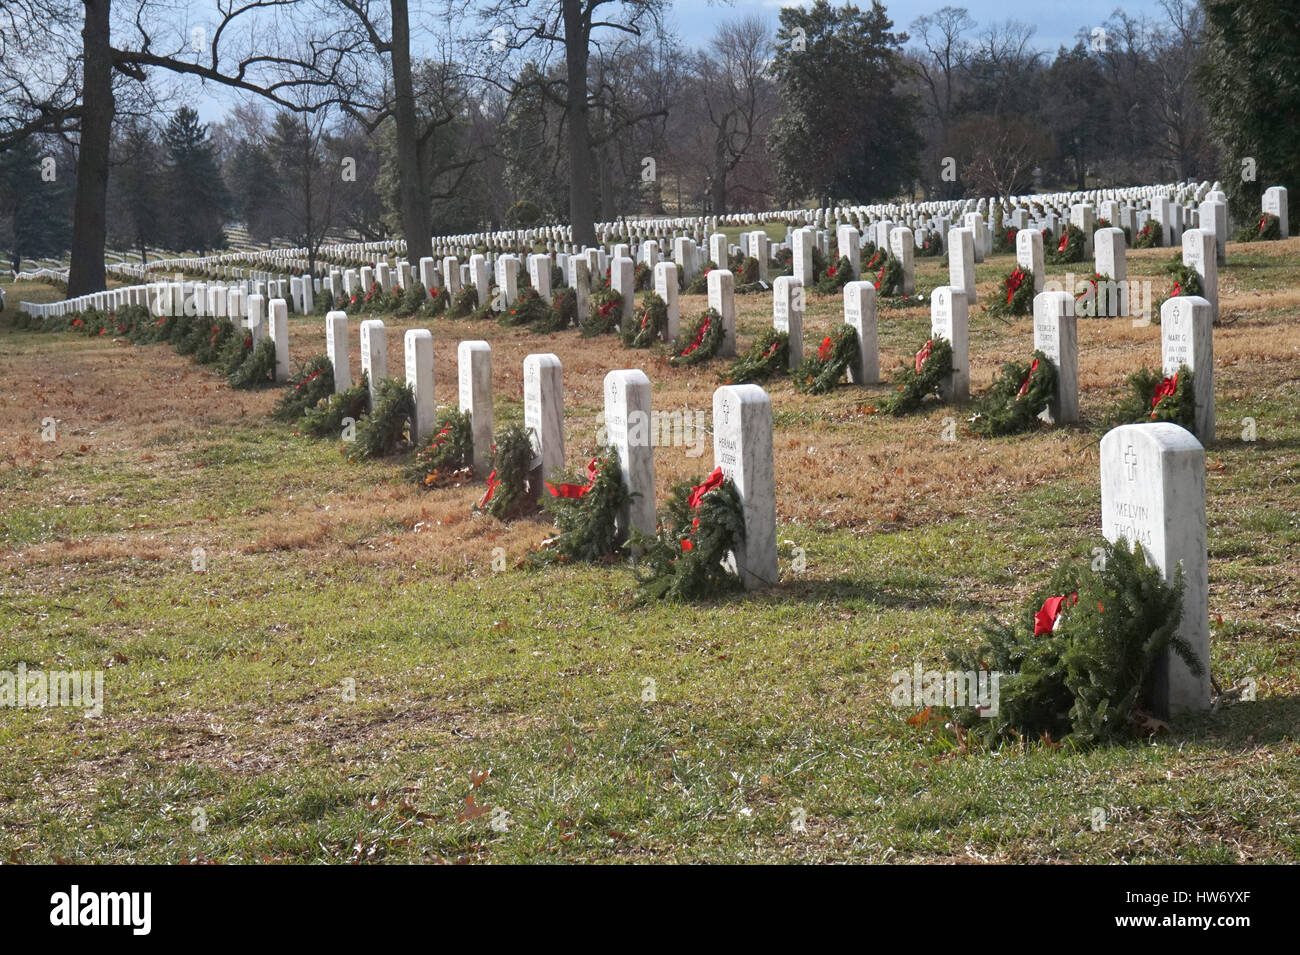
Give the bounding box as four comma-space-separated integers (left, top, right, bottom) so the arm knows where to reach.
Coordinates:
67, 0, 114, 297
564, 0, 596, 247
711, 129, 728, 216
390, 0, 431, 266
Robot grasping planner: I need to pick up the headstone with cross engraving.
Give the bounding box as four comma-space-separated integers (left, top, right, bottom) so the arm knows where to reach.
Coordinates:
930, 286, 970, 401
713, 384, 777, 591
1161, 295, 1214, 441
842, 281, 878, 384
604, 369, 656, 542
524, 353, 564, 484
458, 340, 493, 474
773, 276, 804, 369
1100, 423, 1210, 717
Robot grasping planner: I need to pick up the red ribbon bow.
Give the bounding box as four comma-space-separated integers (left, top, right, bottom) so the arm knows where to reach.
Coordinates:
1057, 232, 1069, 253
915, 339, 933, 373
1150, 373, 1178, 417
818, 335, 833, 362
1034, 592, 1078, 635
1016, 358, 1039, 400
1006, 268, 1025, 304
478, 469, 501, 508
687, 466, 725, 509
547, 457, 600, 499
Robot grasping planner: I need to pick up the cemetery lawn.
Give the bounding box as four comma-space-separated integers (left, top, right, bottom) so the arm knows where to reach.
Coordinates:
2, 244, 1299, 865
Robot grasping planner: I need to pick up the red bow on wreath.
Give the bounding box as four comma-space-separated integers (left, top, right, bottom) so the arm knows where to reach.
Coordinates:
1015, 358, 1040, 401
680, 313, 713, 358
547, 457, 600, 499
1170, 282, 1182, 298
1005, 268, 1026, 304
478, 469, 501, 508
915, 339, 933, 373
681, 466, 726, 551
1057, 232, 1069, 253
1150, 373, 1178, 417
818, 335, 833, 362
1034, 592, 1078, 636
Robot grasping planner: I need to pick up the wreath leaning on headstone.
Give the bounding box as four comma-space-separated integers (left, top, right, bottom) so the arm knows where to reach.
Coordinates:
969, 350, 1058, 437
347, 377, 415, 460
871, 255, 906, 298
669, 308, 725, 367
813, 255, 854, 295
793, 325, 861, 394
622, 293, 668, 348
581, 288, 623, 337
1236, 212, 1281, 242
630, 466, 746, 602
474, 423, 537, 521
299, 375, 369, 438
1048, 223, 1088, 264
531, 447, 631, 565
409, 408, 474, 488
945, 538, 1199, 747
1133, 218, 1163, 249
1151, 260, 1202, 322
449, 286, 478, 318
986, 266, 1035, 318
273, 355, 335, 421
880, 336, 954, 415
723, 329, 789, 385
1105, 364, 1195, 432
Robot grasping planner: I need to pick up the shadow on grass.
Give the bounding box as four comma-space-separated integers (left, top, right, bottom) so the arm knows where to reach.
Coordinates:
1179, 695, 1300, 749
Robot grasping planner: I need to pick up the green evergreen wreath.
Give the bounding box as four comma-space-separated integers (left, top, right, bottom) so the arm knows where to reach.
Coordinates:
986, 265, 1034, 317
737, 256, 761, 285
229, 337, 278, 390
793, 325, 861, 394
634, 262, 653, 291
993, 226, 1018, 255
872, 255, 906, 298
499, 287, 553, 327
684, 263, 714, 295
532, 447, 632, 564
449, 286, 478, 318
970, 350, 1058, 437
880, 336, 955, 415
1236, 212, 1281, 242
299, 376, 369, 438
273, 355, 335, 422
193, 318, 236, 365
630, 467, 746, 602
475, 423, 538, 521
917, 231, 944, 257
669, 308, 725, 367
814, 255, 854, 294
1106, 364, 1195, 432
622, 293, 668, 348
1133, 218, 1162, 249
1048, 224, 1087, 264
427, 286, 451, 316
348, 377, 416, 459
582, 288, 624, 337
538, 287, 576, 332
410, 407, 474, 487
1151, 260, 1203, 322
401, 283, 428, 315
724, 329, 789, 384
946, 539, 1199, 746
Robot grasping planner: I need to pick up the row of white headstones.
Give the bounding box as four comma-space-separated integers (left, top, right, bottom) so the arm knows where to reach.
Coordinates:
318, 281, 1213, 718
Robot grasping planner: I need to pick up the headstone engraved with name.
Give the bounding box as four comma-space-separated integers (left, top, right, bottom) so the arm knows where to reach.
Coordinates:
1032, 291, 1078, 424
603, 370, 656, 542
842, 281, 878, 384
713, 385, 777, 591
772, 276, 803, 369
930, 287, 970, 401
523, 353, 564, 484
404, 329, 435, 444
325, 311, 350, 393
1100, 423, 1210, 718
457, 340, 493, 474
359, 319, 387, 405
1161, 295, 1215, 441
